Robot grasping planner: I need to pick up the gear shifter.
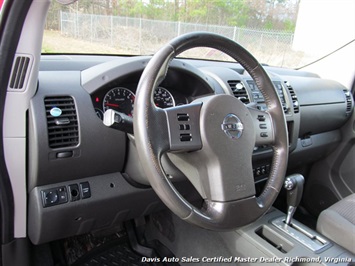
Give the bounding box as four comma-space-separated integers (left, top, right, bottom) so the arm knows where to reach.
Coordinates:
271, 174, 330, 252
284, 174, 304, 225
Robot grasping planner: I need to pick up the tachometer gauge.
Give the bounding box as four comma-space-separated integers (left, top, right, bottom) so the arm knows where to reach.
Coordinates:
103, 87, 135, 116
153, 87, 175, 108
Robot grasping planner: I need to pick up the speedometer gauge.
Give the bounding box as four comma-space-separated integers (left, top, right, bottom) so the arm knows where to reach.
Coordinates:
103, 87, 135, 116
153, 87, 175, 108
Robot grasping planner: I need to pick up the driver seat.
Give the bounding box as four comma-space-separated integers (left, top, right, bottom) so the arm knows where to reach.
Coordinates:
317, 193, 355, 254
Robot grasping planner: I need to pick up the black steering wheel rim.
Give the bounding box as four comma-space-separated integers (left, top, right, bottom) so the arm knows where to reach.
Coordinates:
134, 32, 288, 230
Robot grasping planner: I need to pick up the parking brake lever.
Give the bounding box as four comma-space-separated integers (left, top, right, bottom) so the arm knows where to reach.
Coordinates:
284, 174, 304, 225
103, 109, 134, 134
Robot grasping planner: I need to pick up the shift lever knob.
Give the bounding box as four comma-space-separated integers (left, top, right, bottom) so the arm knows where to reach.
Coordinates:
284, 174, 304, 225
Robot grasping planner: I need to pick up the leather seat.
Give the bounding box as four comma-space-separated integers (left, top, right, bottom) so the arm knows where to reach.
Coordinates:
317, 193, 355, 254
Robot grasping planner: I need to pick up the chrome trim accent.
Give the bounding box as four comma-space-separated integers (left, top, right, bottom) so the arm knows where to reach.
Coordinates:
272, 217, 331, 253
221, 113, 244, 139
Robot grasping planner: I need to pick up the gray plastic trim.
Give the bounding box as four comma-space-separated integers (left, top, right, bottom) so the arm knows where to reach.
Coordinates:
28, 172, 200, 244
283, 76, 348, 106
29, 71, 126, 190
28, 172, 163, 244
299, 103, 349, 136
81, 56, 151, 94
3, 0, 50, 238
81, 56, 215, 97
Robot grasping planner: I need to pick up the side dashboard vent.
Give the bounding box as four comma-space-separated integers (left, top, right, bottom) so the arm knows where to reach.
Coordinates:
285, 81, 299, 113
44, 96, 79, 149
9, 55, 32, 91
344, 90, 353, 115
228, 80, 250, 104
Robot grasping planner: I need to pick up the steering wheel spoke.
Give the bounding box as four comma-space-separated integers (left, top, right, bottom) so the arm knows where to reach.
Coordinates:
248, 107, 275, 146
164, 103, 203, 152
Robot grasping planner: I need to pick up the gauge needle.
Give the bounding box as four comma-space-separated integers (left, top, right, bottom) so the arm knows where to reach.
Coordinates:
105, 103, 119, 107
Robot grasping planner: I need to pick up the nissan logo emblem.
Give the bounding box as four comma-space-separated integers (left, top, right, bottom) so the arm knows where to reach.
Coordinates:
221, 114, 244, 139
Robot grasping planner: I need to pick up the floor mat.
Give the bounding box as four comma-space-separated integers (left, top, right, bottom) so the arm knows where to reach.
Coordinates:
71, 237, 150, 266
60, 230, 156, 266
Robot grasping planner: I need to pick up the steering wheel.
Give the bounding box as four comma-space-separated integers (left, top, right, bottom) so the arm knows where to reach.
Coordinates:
134, 32, 288, 230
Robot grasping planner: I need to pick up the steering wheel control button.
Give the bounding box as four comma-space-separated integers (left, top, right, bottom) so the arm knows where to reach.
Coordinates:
180, 133, 192, 142
179, 124, 191, 130
177, 113, 189, 121
221, 113, 244, 139
260, 132, 268, 138
165, 102, 202, 151
68, 184, 80, 201
259, 123, 267, 129
41, 186, 68, 207
257, 115, 266, 121
80, 182, 91, 199
249, 109, 275, 145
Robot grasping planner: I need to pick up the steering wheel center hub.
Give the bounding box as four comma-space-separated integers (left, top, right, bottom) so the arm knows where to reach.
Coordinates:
221, 113, 244, 139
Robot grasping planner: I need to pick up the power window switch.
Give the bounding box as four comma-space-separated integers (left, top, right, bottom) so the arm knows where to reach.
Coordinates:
80, 182, 91, 199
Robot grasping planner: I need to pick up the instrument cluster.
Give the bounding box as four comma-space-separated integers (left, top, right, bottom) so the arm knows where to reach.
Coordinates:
91, 84, 187, 120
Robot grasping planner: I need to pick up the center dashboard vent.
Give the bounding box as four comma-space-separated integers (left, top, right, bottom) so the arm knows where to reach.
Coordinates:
44, 96, 79, 149
228, 80, 250, 104
284, 81, 299, 113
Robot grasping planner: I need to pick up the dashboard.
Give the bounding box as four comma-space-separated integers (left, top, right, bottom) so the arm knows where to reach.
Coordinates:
26, 54, 353, 245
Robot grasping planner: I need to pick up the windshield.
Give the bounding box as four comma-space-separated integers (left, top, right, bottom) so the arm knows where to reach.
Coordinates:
43, 0, 355, 71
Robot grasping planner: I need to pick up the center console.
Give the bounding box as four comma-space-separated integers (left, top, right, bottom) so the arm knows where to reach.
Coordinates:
232, 208, 354, 265
229, 174, 355, 265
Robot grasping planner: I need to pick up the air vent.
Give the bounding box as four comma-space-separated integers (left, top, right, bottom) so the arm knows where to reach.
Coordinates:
344, 90, 353, 115
228, 80, 250, 104
284, 81, 299, 113
45, 96, 79, 149
9, 55, 31, 91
